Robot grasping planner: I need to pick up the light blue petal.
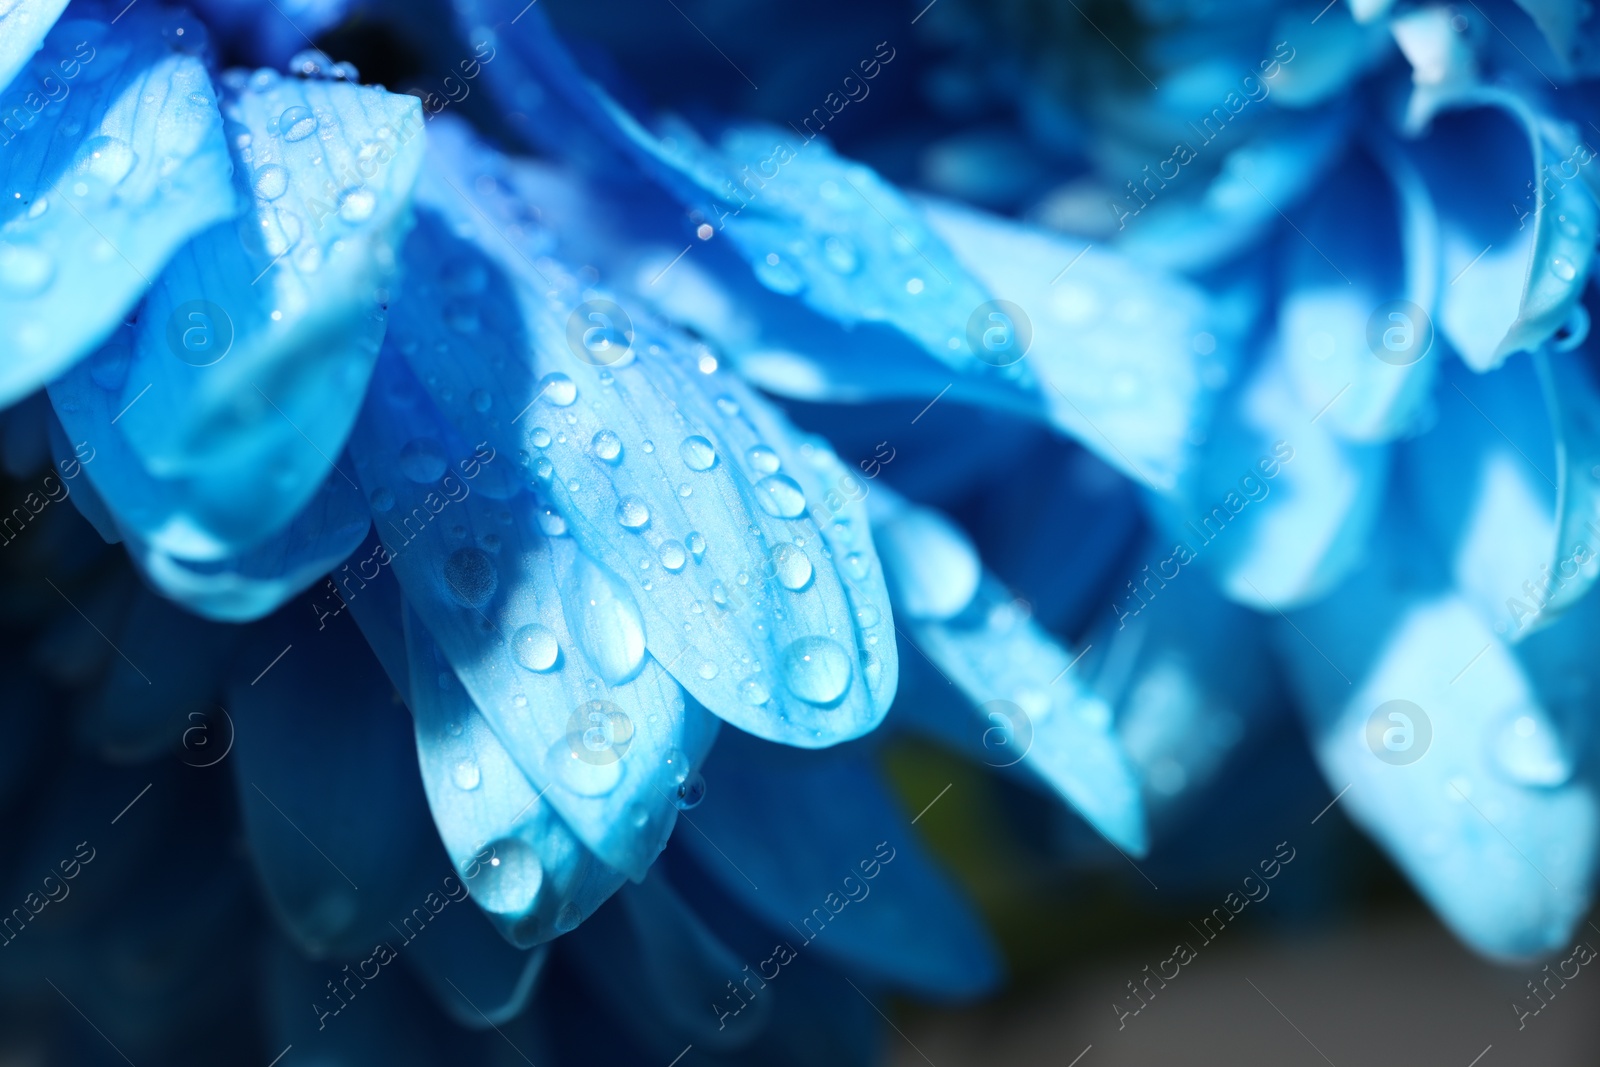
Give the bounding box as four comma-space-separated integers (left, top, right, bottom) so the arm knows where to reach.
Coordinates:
349, 350, 718, 881
871, 488, 1147, 854
1409, 90, 1597, 370
1155, 345, 1387, 609
682, 729, 1003, 999
1404, 352, 1600, 639
105, 70, 424, 554
405, 607, 629, 948
0, 7, 234, 405
1264, 3, 1394, 108
1277, 143, 1439, 442
227, 611, 443, 960
923, 197, 1231, 491
0, 0, 68, 89
1279, 531, 1598, 961
389, 120, 897, 747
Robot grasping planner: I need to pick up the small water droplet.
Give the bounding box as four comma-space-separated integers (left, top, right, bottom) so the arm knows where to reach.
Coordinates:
754, 474, 807, 518
658, 540, 687, 572
1551, 256, 1578, 282
591, 429, 623, 464
1489, 709, 1573, 786
0, 242, 55, 295
473, 837, 543, 913
555, 902, 583, 932
674, 771, 706, 809
697, 659, 719, 679
781, 636, 852, 706
369, 487, 395, 512
512, 623, 561, 671
769, 543, 813, 591
399, 438, 446, 482
536, 505, 568, 537
443, 547, 497, 604
253, 163, 289, 200
470, 388, 492, 413
739, 676, 770, 705
541, 373, 577, 406
337, 186, 376, 222
452, 759, 482, 790
278, 105, 318, 141
746, 445, 780, 474
680, 435, 717, 472
73, 135, 136, 184
686, 531, 706, 561
616, 495, 650, 529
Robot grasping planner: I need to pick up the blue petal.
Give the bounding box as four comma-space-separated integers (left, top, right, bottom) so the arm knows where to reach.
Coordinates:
405, 607, 630, 948
0, 7, 235, 405
679, 729, 1002, 999
1278, 528, 1598, 960
923, 197, 1231, 491
1408, 91, 1597, 370
226, 610, 442, 960
104, 70, 424, 554
871, 488, 1148, 854
0, 0, 68, 89
1157, 346, 1388, 608
348, 350, 719, 881
388, 120, 898, 747
1277, 144, 1439, 442
462, 6, 997, 371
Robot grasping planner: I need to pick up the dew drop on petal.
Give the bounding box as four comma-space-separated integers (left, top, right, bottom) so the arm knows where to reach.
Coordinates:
746, 445, 780, 474
512, 623, 560, 672
769, 543, 813, 591
564, 555, 647, 684
754, 474, 807, 518
473, 837, 543, 913
658, 540, 687, 572
541, 372, 577, 406
253, 163, 289, 200
616, 495, 650, 529
674, 771, 706, 809
679, 435, 717, 471
279, 105, 318, 141
338, 186, 376, 222
686, 531, 706, 561
781, 636, 852, 705
591, 429, 623, 463
536, 505, 568, 537
399, 438, 446, 482
451, 759, 481, 790
443, 547, 497, 604
369, 487, 395, 512
739, 676, 770, 705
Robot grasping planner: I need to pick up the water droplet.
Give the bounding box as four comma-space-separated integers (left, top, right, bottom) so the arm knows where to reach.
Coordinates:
253, 163, 289, 200
616, 495, 650, 529
535, 457, 554, 480
369, 487, 395, 512
541, 373, 577, 406
470, 388, 492, 413
769, 543, 813, 591
686, 531, 706, 561
278, 105, 318, 141
680, 435, 717, 471
0, 242, 54, 295
746, 445, 780, 474
555, 902, 583, 932
781, 636, 852, 706
1489, 709, 1573, 786
822, 235, 859, 274
531, 427, 552, 448
658, 540, 687, 572
25, 197, 47, 219
564, 555, 647, 685
398, 438, 446, 482
591, 429, 623, 464
73, 135, 136, 184
337, 186, 376, 222
739, 676, 770, 705
697, 659, 719, 679
663, 747, 691, 787
536, 505, 568, 537
473, 837, 543, 913
443, 547, 497, 604
546, 736, 624, 796
754, 253, 804, 294
452, 759, 481, 790
512, 623, 560, 671
754, 474, 807, 518
1551, 255, 1578, 282
715, 396, 740, 417
854, 601, 881, 628
674, 771, 706, 809
711, 580, 729, 606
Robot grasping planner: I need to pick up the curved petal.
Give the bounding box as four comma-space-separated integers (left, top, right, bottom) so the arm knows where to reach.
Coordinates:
0, 0, 68, 89
0, 6, 235, 406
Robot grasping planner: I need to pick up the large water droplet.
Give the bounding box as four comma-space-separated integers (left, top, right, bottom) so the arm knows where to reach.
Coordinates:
73, 135, 136, 183
540, 373, 577, 406
754, 474, 807, 518
278, 105, 318, 141
769, 543, 813, 591
399, 438, 446, 482
512, 623, 560, 672
253, 163, 289, 200
563, 555, 647, 685
680, 435, 717, 472
616, 495, 650, 530
1551, 256, 1578, 283
781, 636, 852, 706
473, 837, 543, 913
444, 547, 497, 604
591, 429, 623, 464
536, 505, 568, 537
